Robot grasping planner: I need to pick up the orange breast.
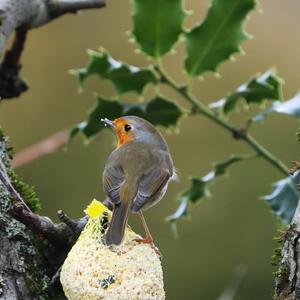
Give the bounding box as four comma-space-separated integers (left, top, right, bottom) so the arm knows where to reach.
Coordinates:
116, 130, 134, 147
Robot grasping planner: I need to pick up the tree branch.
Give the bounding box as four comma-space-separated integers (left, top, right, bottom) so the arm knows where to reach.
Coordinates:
10, 202, 88, 249
12, 129, 69, 169
0, 0, 106, 99
11, 203, 68, 248
0, 0, 106, 51
0, 152, 87, 250
155, 65, 290, 177
48, 0, 106, 17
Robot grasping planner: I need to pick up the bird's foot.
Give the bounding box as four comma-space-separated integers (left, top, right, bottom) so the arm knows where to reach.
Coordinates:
133, 236, 162, 258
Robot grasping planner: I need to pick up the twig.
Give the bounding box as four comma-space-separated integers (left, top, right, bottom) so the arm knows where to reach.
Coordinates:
0, 0, 106, 51
58, 210, 88, 241
0, 30, 28, 99
12, 129, 69, 169
10, 201, 89, 250
11, 202, 68, 248
48, 0, 106, 17
0, 151, 86, 248
58, 210, 79, 230
155, 66, 290, 176
50, 266, 62, 287
217, 265, 247, 300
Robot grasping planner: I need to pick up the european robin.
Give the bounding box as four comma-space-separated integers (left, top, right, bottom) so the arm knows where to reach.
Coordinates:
101, 116, 175, 249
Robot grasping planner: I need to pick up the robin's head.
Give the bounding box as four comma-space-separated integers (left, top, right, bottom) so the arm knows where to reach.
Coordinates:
101, 116, 164, 148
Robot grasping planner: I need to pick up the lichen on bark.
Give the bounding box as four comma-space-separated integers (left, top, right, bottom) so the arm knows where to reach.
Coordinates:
274, 204, 300, 299
0, 132, 51, 299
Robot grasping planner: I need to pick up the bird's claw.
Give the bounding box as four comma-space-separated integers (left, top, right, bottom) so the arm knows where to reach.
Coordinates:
133, 237, 162, 258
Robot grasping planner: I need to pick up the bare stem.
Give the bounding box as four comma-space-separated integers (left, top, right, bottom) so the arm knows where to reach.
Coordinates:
156, 66, 290, 177
12, 129, 69, 168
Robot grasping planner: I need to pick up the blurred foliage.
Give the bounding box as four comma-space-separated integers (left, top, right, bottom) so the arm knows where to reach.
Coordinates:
252, 91, 300, 123
71, 96, 183, 138
209, 69, 282, 114
71, 0, 300, 228
262, 171, 300, 223
166, 155, 253, 223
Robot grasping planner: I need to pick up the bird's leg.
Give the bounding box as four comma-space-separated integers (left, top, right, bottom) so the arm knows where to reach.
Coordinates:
133, 212, 161, 256
134, 212, 153, 243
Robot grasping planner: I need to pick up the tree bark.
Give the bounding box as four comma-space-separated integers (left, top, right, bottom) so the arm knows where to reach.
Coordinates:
0, 1, 107, 298
0, 132, 91, 298
0, 134, 48, 299
274, 200, 300, 300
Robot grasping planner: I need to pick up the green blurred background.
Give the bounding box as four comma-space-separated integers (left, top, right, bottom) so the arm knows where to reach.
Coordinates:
1, 0, 299, 299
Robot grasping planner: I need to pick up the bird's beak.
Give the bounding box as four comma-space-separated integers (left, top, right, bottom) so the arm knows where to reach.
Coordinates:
101, 118, 116, 129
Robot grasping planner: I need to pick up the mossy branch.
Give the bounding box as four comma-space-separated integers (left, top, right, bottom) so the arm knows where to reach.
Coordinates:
0, 132, 94, 298
10, 202, 87, 249
274, 201, 300, 299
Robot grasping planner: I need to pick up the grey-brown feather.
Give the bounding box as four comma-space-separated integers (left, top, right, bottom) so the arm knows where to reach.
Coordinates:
103, 116, 174, 245
105, 201, 131, 245
131, 168, 170, 213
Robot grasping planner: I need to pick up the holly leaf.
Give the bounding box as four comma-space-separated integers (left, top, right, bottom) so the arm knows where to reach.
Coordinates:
209, 70, 282, 113
262, 171, 300, 223
223, 70, 282, 113
166, 155, 249, 223
142, 96, 184, 127
71, 96, 183, 139
71, 49, 157, 94
132, 0, 185, 58
251, 91, 300, 123
71, 98, 124, 139
271, 93, 300, 116
185, 0, 255, 76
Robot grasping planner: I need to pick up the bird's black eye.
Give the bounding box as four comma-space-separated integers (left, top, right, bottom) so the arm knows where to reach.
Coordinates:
124, 124, 131, 132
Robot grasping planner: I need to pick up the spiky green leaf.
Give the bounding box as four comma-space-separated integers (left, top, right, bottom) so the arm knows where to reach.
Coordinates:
263, 171, 300, 223
209, 70, 282, 113
185, 0, 256, 76
71, 96, 183, 139
297, 128, 300, 143
167, 155, 249, 223
71, 50, 157, 94
252, 91, 300, 123
132, 0, 185, 57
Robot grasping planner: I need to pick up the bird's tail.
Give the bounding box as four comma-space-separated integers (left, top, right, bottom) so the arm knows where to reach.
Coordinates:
105, 201, 131, 245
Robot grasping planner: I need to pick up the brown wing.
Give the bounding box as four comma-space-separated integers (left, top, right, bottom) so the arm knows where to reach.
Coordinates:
131, 168, 170, 213
103, 165, 125, 205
